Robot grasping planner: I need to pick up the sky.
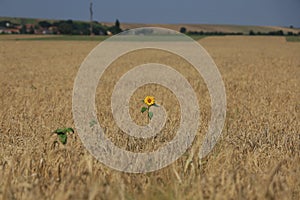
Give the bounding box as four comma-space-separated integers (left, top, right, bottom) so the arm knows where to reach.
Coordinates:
0, 0, 299, 27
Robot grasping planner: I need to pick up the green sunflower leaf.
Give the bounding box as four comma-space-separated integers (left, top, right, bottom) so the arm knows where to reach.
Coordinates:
141, 107, 147, 113
65, 128, 74, 133
58, 134, 67, 145
53, 128, 65, 134
53, 127, 74, 135
148, 112, 153, 120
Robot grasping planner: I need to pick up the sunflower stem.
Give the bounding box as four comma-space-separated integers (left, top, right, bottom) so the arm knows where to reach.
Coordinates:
147, 105, 150, 123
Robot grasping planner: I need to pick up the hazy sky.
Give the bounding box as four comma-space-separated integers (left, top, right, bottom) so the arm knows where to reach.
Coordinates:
0, 0, 299, 27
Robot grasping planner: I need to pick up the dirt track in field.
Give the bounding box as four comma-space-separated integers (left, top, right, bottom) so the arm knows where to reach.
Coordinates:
0, 36, 299, 199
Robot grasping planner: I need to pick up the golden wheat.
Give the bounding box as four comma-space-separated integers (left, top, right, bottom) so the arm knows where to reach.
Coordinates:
0, 36, 299, 199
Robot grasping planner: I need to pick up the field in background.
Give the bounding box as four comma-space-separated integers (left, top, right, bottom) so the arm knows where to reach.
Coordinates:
0, 36, 299, 199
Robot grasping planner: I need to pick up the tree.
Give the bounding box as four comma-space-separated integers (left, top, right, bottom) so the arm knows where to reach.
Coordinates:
249, 30, 255, 35
114, 19, 122, 34
73, 21, 90, 35
58, 23, 73, 34
92, 23, 107, 35
0, 20, 11, 27
38, 21, 52, 28
109, 19, 122, 34
115, 19, 120, 29
20, 25, 27, 34
277, 30, 284, 36
180, 27, 187, 34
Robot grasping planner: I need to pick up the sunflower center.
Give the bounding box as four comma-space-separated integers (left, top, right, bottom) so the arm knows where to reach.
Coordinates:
148, 98, 152, 103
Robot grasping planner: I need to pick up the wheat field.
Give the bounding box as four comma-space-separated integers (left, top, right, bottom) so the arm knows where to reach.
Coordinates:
0, 36, 299, 200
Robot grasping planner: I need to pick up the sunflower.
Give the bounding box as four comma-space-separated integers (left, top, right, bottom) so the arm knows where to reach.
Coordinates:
144, 96, 155, 106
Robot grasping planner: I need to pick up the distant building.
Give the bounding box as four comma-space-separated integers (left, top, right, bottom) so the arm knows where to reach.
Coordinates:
106, 30, 112, 35
0, 27, 20, 34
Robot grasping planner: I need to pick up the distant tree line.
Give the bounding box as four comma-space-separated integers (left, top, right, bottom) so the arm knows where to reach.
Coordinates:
187, 30, 244, 36
0, 20, 12, 27
248, 30, 300, 36
180, 27, 300, 36
179, 27, 243, 36
41, 19, 122, 35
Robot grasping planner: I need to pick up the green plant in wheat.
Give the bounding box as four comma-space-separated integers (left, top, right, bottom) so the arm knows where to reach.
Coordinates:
141, 96, 158, 120
53, 127, 74, 144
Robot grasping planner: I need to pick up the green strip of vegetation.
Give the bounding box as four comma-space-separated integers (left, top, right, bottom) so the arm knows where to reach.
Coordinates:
286, 36, 300, 42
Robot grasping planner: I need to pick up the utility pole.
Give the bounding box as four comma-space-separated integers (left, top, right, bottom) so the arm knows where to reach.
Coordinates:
90, 1, 93, 36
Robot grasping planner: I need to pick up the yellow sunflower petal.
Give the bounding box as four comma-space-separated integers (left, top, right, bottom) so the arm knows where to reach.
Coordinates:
144, 96, 155, 106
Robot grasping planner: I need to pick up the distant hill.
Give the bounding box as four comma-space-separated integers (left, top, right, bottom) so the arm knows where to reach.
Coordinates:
1, 16, 299, 35
103, 22, 300, 35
